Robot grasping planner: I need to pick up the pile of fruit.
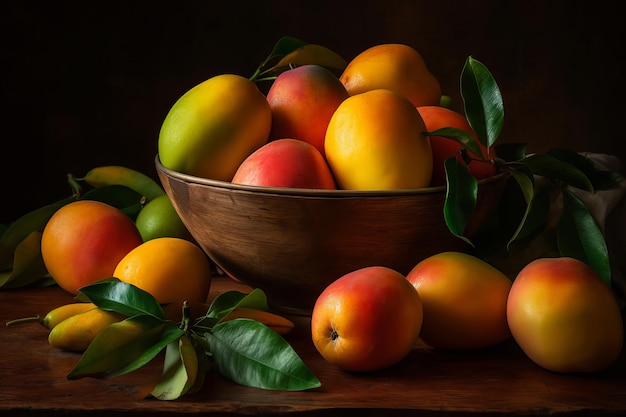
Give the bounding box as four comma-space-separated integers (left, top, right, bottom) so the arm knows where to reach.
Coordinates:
3, 164, 318, 399
311, 253, 623, 374
2, 36, 625, 401
158, 42, 497, 192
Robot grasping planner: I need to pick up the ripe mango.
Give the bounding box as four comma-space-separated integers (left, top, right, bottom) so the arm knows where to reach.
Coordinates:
41, 302, 96, 330
48, 308, 126, 352
158, 74, 272, 181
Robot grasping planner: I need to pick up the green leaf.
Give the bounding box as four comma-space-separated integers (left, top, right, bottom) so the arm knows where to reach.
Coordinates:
68, 314, 175, 379
557, 189, 611, 286
80, 184, 144, 221
151, 334, 199, 400
0, 231, 49, 289
151, 341, 187, 400
506, 168, 536, 249
547, 148, 624, 191
207, 289, 269, 320
443, 157, 477, 246
207, 319, 320, 391
193, 288, 269, 333
460, 56, 504, 148
513, 185, 551, 242
78, 280, 165, 320
249, 36, 308, 82
425, 127, 484, 158
107, 321, 184, 378
494, 142, 527, 163
518, 154, 593, 192
266, 36, 308, 61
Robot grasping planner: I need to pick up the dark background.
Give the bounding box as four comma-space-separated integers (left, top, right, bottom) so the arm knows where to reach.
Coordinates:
1, 0, 624, 223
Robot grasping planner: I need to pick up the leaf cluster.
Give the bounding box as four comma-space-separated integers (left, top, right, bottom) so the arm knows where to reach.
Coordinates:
435, 57, 624, 287
69, 280, 320, 400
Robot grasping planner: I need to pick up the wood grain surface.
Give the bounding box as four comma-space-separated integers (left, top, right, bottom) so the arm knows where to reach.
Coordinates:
1, 277, 625, 416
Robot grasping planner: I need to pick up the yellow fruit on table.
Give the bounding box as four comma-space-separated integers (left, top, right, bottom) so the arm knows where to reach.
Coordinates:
135, 194, 190, 242
48, 307, 126, 352
507, 257, 623, 373
324, 88, 433, 190
339, 43, 441, 107
407, 252, 512, 350
41, 302, 97, 330
158, 74, 272, 181
113, 237, 212, 307
41, 200, 143, 295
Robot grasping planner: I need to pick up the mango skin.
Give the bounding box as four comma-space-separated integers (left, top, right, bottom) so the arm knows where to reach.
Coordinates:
339, 43, 441, 108
267, 64, 349, 158
48, 308, 126, 352
324, 89, 432, 190
407, 251, 512, 350
311, 266, 423, 372
507, 257, 623, 373
158, 74, 272, 181
231, 139, 337, 190
41, 302, 96, 330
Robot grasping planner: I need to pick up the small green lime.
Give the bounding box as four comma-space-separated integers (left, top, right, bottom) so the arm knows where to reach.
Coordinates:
135, 195, 190, 241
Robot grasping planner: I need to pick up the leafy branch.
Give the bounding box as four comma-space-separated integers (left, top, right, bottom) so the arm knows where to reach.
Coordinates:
68, 280, 320, 400
431, 56, 624, 287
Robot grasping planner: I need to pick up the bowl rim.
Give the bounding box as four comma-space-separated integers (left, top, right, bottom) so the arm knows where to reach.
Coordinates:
155, 154, 507, 198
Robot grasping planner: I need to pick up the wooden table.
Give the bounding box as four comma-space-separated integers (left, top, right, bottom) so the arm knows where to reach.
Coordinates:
1, 277, 625, 416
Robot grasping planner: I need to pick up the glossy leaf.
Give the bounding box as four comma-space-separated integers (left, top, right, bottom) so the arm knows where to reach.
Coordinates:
425, 127, 484, 159
0, 231, 49, 289
106, 321, 184, 379
494, 142, 528, 163
207, 289, 269, 319
460, 56, 504, 148
151, 335, 199, 400
547, 148, 624, 191
68, 314, 172, 379
78, 280, 165, 320
207, 319, 320, 391
506, 168, 536, 249
512, 185, 551, 243
443, 157, 477, 245
557, 189, 611, 286
518, 154, 593, 192
249, 36, 308, 81
193, 288, 269, 332
80, 184, 144, 221
265, 36, 308, 61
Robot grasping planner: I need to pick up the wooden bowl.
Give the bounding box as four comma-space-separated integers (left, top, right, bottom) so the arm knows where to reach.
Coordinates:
155, 156, 506, 314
